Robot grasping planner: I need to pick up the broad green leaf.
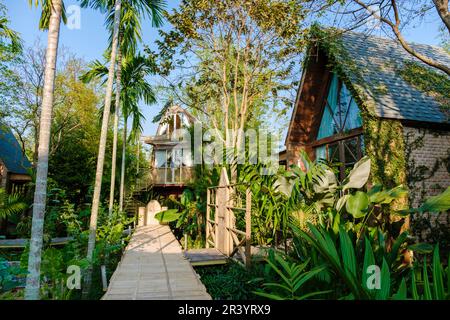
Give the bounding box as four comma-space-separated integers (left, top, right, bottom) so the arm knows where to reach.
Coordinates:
154, 209, 180, 223
416, 186, 450, 213
375, 259, 390, 300
407, 243, 433, 254
346, 191, 369, 218
369, 185, 408, 204
342, 156, 371, 191
392, 278, 407, 300
339, 226, 357, 278
423, 258, 432, 300
432, 245, 445, 300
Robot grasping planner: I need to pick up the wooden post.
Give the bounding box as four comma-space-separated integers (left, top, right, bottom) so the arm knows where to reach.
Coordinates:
216, 168, 230, 255
206, 188, 210, 248
245, 189, 252, 268
101, 265, 108, 291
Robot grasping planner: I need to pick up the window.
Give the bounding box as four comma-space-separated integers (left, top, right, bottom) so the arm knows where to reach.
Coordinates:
314, 74, 364, 179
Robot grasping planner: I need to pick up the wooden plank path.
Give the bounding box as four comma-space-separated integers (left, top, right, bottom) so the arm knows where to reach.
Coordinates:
102, 225, 211, 300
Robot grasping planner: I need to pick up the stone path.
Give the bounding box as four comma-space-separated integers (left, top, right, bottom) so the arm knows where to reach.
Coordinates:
102, 225, 211, 300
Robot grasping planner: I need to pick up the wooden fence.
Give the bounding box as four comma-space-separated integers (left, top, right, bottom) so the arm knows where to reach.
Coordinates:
205, 168, 252, 267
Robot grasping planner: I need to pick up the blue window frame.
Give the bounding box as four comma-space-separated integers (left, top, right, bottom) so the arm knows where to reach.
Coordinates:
314, 74, 364, 179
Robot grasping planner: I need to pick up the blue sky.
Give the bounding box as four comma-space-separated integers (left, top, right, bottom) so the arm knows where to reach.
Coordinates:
4, 1, 446, 138
5, 0, 181, 137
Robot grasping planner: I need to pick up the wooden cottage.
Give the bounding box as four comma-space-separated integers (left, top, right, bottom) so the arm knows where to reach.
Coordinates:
140, 105, 196, 195
0, 123, 32, 194
285, 31, 450, 209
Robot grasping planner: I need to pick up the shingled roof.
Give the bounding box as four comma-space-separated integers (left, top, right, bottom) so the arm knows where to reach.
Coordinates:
0, 123, 32, 175
328, 31, 450, 124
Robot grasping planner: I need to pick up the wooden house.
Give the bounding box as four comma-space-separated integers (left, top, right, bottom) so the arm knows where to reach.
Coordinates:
285, 31, 450, 209
0, 123, 32, 194
140, 105, 196, 196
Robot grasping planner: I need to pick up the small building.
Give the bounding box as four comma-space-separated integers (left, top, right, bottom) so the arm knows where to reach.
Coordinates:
285, 30, 450, 208
0, 123, 32, 194
140, 105, 196, 196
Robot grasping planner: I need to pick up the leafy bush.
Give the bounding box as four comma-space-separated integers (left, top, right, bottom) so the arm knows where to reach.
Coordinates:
195, 262, 265, 300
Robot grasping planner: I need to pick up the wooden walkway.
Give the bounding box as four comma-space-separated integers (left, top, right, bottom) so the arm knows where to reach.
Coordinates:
102, 225, 211, 300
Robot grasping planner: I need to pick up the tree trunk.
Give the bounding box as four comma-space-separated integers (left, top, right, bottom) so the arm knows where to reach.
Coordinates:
108, 46, 122, 216
119, 116, 127, 211
82, 0, 121, 299
24, 0, 62, 300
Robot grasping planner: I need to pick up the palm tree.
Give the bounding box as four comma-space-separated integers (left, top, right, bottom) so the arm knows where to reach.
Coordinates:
81, 0, 165, 216
106, 0, 165, 213
24, 0, 66, 301
79, 0, 164, 298
118, 54, 157, 211
0, 5, 22, 51
106, 0, 153, 216
79, 0, 122, 298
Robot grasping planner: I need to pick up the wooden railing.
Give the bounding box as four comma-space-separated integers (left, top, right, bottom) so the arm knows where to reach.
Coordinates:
205, 168, 252, 267
136, 167, 195, 190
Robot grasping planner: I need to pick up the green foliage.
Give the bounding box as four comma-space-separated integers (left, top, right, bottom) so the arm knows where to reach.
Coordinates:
346, 191, 369, 219
154, 209, 180, 223
195, 262, 264, 300
255, 253, 330, 300
0, 188, 28, 219
410, 186, 450, 213
398, 61, 450, 112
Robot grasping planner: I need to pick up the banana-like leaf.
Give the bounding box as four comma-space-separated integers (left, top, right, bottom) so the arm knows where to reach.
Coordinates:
154, 209, 180, 223
342, 156, 371, 191
407, 243, 433, 254
415, 186, 450, 213
369, 185, 408, 204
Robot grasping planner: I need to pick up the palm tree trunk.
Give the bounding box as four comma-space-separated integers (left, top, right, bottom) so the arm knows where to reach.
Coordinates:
136, 134, 140, 174
82, 0, 121, 299
119, 116, 127, 211
108, 45, 122, 216
24, 0, 62, 300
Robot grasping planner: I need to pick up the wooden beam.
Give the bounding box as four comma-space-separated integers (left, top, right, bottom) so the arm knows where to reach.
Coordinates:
245, 189, 252, 268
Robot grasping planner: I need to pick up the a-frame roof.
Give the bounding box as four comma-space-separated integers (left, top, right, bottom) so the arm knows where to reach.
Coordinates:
286, 30, 450, 145
0, 123, 32, 175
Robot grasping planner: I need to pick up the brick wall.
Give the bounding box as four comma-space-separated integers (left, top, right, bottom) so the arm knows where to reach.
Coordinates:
403, 126, 450, 247
403, 126, 450, 207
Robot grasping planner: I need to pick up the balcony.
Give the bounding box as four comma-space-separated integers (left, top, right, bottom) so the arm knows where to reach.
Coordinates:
136, 167, 195, 190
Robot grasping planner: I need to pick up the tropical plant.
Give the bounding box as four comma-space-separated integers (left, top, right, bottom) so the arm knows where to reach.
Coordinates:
255, 253, 330, 300
0, 3, 21, 51
409, 245, 449, 300
79, 0, 122, 298
0, 188, 28, 219
101, 0, 165, 215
